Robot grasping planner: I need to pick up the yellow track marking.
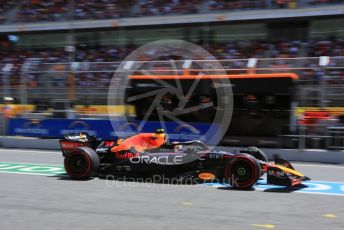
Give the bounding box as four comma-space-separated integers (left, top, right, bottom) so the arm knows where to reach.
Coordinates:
323, 214, 337, 218
181, 202, 193, 206
252, 224, 275, 229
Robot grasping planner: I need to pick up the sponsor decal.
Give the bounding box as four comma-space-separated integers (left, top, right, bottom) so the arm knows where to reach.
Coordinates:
207, 153, 224, 159
0, 162, 65, 176
103, 141, 115, 146
115, 152, 138, 159
130, 155, 183, 165
14, 128, 49, 135
268, 169, 285, 177
60, 141, 85, 150
198, 172, 215, 180
97, 147, 109, 153
237, 168, 246, 176
14, 120, 49, 135
65, 133, 88, 142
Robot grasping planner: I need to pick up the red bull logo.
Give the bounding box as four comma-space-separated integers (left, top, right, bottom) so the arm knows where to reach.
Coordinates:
115, 152, 139, 159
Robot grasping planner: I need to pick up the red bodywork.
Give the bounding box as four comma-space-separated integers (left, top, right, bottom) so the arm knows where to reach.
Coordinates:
111, 133, 166, 153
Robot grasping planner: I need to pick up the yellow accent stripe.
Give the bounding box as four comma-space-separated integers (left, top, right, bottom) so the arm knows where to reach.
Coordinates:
274, 165, 304, 177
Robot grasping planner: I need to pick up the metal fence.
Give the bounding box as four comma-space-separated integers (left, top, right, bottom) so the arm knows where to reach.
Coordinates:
2, 56, 343, 105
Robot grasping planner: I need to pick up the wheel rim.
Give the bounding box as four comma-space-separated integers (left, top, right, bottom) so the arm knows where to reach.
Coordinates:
226, 157, 259, 188
65, 152, 91, 178
231, 161, 254, 184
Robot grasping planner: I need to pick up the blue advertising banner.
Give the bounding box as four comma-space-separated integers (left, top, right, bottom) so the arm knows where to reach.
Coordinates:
6, 118, 220, 144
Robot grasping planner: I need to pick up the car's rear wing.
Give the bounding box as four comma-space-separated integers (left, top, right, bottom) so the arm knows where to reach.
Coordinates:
59, 139, 93, 157
59, 132, 100, 156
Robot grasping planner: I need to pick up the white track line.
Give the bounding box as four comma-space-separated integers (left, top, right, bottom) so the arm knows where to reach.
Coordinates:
293, 163, 344, 169
0, 171, 60, 176
0, 161, 63, 167
0, 148, 59, 154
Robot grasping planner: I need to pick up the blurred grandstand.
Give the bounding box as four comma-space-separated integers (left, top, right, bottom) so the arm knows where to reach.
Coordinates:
1, 0, 344, 23
1, 0, 344, 149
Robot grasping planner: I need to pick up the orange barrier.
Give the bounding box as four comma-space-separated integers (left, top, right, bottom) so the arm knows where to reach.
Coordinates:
299, 111, 331, 125
296, 107, 344, 117
0, 105, 135, 116
129, 73, 299, 80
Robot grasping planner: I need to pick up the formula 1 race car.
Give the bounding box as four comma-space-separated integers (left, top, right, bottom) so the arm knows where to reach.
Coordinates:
59, 130, 310, 189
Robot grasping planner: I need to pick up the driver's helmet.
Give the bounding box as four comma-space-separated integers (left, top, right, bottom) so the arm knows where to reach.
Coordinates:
246, 146, 259, 153
152, 128, 167, 142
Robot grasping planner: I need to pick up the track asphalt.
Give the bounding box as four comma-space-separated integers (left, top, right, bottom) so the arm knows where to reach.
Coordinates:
0, 148, 343, 230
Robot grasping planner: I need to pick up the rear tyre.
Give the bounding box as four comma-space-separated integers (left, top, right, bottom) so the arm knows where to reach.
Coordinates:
64, 147, 99, 179
225, 154, 261, 189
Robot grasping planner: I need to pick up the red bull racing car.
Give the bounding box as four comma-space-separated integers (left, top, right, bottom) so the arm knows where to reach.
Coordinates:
60, 129, 310, 189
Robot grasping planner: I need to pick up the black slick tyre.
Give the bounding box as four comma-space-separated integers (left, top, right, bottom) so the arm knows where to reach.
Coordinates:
64, 147, 99, 179
225, 154, 261, 189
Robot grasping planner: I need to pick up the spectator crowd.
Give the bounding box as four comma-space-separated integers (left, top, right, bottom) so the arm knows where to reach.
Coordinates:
0, 0, 343, 23
0, 0, 343, 88
1, 38, 344, 88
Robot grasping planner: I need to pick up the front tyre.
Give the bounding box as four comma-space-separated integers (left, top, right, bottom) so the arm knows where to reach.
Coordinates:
225, 154, 261, 189
64, 147, 99, 179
